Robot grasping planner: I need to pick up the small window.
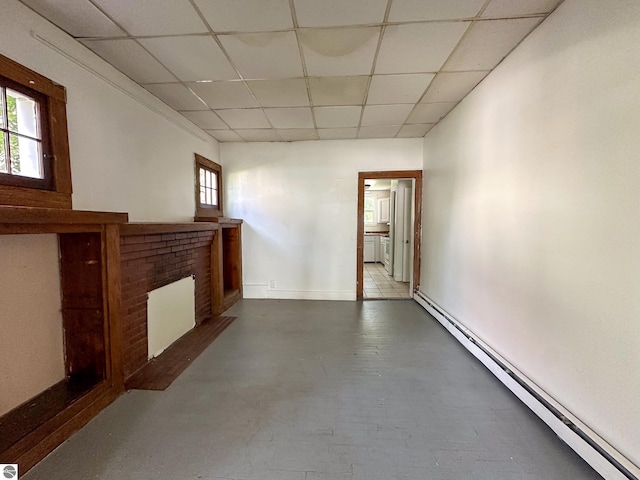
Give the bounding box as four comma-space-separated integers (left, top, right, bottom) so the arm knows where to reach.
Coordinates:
194, 154, 223, 219
364, 192, 376, 225
0, 77, 51, 189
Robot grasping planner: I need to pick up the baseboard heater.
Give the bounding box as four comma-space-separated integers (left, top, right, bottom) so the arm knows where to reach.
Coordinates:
413, 291, 638, 480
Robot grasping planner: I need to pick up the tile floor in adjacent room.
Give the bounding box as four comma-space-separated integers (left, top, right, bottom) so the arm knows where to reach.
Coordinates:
364, 262, 410, 299
24, 300, 602, 480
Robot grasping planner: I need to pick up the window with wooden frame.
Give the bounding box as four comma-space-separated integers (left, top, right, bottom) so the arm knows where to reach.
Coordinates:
0, 53, 72, 209
195, 154, 223, 219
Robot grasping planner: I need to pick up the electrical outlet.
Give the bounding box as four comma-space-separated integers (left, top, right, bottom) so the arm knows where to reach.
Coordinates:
269, 280, 276, 289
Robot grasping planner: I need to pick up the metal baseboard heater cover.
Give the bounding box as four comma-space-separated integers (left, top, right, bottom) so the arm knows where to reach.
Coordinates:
413, 291, 638, 480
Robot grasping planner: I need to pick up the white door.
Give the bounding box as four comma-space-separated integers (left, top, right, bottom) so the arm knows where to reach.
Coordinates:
393, 185, 406, 281
387, 191, 396, 275
402, 184, 412, 282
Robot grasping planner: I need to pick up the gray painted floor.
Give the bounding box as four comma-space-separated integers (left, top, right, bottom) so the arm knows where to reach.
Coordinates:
24, 300, 601, 480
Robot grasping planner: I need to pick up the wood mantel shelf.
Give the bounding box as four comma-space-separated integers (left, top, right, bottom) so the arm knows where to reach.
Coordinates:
120, 222, 219, 236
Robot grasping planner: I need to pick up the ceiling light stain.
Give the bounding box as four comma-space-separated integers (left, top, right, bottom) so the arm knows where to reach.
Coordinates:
232, 31, 289, 47
299, 27, 379, 57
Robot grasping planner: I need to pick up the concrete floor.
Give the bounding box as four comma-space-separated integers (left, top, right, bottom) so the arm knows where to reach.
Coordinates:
24, 300, 601, 480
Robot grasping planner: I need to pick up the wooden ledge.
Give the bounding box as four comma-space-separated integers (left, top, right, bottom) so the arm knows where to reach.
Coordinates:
0, 205, 128, 225
120, 222, 220, 236
194, 216, 243, 225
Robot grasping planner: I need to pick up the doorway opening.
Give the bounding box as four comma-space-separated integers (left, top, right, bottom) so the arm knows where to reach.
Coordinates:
357, 170, 422, 301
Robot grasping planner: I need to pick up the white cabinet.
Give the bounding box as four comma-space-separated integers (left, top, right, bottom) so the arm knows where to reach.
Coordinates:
377, 198, 390, 223
364, 236, 375, 262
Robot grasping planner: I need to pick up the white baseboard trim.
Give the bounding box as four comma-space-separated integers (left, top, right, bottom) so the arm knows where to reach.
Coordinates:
242, 284, 355, 301
414, 291, 638, 480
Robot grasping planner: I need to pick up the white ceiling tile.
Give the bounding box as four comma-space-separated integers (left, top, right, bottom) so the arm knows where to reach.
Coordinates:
218, 32, 303, 79
246, 79, 310, 107
375, 22, 470, 74
318, 128, 358, 140
139, 36, 238, 82
358, 126, 402, 139
396, 124, 435, 137
216, 109, 271, 129
193, 0, 293, 32
309, 76, 368, 106
179, 110, 227, 129
206, 130, 243, 142
406, 102, 456, 124
277, 129, 319, 141
361, 105, 413, 127
235, 129, 281, 142
21, 0, 126, 37
443, 18, 542, 71
92, 0, 207, 36
264, 108, 314, 129
83, 39, 175, 84
299, 27, 380, 76
189, 81, 258, 109
367, 74, 434, 105
143, 83, 209, 110
388, 0, 486, 22
421, 71, 489, 103
482, 0, 563, 18
293, 0, 388, 27
314, 106, 362, 128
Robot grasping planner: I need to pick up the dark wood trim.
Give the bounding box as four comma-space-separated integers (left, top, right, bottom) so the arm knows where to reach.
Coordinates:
211, 229, 224, 316
194, 154, 223, 219
0, 205, 128, 227
104, 224, 125, 390
356, 170, 423, 301
120, 222, 219, 236
0, 53, 72, 208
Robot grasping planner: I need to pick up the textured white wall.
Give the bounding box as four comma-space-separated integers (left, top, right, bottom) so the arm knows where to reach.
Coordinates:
222, 139, 422, 300
421, 0, 640, 467
0, 235, 64, 415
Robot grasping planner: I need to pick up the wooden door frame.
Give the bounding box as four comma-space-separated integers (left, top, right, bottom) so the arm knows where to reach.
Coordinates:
357, 170, 423, 301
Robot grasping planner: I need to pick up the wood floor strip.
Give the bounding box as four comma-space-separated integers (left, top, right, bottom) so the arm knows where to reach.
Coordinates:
125, 316, 236, 391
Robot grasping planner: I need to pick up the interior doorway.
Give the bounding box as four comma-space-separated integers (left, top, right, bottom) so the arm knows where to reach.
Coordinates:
357, 170, 422, 301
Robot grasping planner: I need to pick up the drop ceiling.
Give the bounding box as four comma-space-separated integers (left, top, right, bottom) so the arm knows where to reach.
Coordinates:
20, 0, 564, 142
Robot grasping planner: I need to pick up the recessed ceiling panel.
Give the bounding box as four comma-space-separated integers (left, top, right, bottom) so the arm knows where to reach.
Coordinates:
264, 108, 315, 129
193, 0, 293, 32
318, 128, 358, 140
179, 110, 227, 129
375, 22, 470, 74
406, 102, 456, 124
293, 0, 388, 27
92, 0, 207, 36
235, 129, 281, 142
189, 81, 259, 109
367, 74, 434, 105
139, 36, 238, 82
277, 129, 319, 141
314, 106, 362, 128
206, 130, 243, 142
21, 0, 126, 37
299, 27, 380, 76
246, 79, 310, 107
216, 109, 271, 129
421, 71, 489, 103
309, 76, 368, 106
143, 83, 209, 111
361, 105, 413, 126
482, 0, 563, 18
443, 18, 542, 71
388, 0, 486, 22
358, 126, 402, 139
83, 39, 176, 84
219, 32, 303, 79
396, 123, 435, 137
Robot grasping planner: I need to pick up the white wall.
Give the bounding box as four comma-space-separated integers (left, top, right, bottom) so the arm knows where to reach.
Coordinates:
0, 1, 219, 414
420, 0, 640, 468
0, 235, 64, 415
0, 0, 220, 221
222, 139, 422, 300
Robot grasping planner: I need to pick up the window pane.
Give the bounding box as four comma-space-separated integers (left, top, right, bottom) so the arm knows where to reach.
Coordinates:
7, 89, 39, 139
200, 186, 206, 204
364, 212, 374, 223
199, 167, 205, 186
0, 90, 5, 129
0, 135, 7, 173
9, 133, 43, 178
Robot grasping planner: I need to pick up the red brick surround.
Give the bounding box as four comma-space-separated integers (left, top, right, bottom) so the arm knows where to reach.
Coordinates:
119, 225, 218, 378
